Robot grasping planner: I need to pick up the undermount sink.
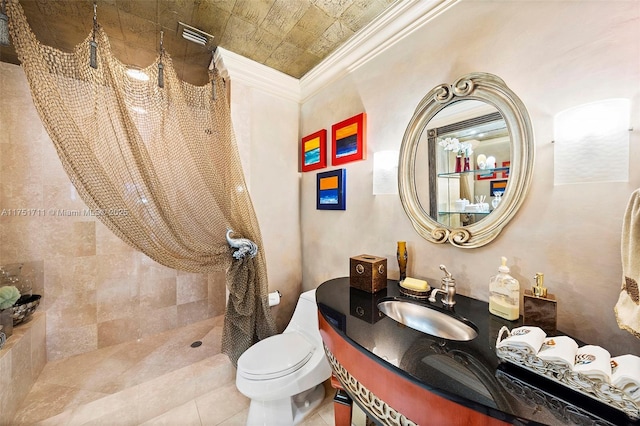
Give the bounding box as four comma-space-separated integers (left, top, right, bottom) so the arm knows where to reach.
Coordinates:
377, 298, 478, 341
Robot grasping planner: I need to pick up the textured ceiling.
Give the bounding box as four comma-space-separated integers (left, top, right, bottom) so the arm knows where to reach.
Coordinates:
0, 0, 396, 85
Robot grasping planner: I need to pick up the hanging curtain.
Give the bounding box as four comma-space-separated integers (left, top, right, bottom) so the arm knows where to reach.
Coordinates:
6, 0, 276, 365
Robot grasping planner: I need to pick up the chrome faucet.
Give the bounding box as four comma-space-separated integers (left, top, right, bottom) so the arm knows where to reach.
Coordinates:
428, 264, 456, 307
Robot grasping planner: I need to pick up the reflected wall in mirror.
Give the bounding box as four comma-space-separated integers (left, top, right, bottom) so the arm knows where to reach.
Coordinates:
399, 73, 534, 248
416, 101, 509, 226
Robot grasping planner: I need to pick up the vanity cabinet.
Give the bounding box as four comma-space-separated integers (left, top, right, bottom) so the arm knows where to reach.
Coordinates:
317, 278, 639, 426
319, 314, 509, 425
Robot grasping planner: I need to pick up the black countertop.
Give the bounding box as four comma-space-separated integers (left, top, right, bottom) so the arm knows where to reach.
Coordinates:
316, 277, 640, 426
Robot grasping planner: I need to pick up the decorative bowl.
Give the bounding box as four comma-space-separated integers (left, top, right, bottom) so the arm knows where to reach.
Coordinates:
11, 294, 41, 326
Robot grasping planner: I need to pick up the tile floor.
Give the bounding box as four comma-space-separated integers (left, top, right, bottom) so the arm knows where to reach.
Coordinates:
10, 315, 356, 425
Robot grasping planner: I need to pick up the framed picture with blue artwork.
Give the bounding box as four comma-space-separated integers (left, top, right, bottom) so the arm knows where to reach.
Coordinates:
317, 169, 346, 210
300, 129, 326, 172
331, 113, 366, 166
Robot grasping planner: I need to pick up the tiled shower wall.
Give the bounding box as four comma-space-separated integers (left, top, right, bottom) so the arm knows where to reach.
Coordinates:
0, 62, 226, 361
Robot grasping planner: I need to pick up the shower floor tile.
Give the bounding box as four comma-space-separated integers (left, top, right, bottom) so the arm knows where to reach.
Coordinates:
12, 315, 351, 425
14, 316, 225, 424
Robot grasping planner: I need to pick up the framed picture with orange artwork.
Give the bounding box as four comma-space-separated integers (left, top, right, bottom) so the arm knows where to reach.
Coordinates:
502, 161, 510, 178
490, 179, 508, 196
300, 129, 327, 172
331, 113, 366, 166
476, 170, 496, 181
317, 169, 346, 210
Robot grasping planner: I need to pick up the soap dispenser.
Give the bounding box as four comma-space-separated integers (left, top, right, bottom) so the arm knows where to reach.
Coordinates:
489, 257, 520, 321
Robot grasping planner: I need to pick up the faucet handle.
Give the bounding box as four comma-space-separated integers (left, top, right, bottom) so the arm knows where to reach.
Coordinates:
439, 264, 452, 278
437, 265, 456, 307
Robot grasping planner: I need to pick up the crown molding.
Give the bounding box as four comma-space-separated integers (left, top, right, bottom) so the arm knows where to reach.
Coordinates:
213, 47, 301, 103
300, 0, 459, 103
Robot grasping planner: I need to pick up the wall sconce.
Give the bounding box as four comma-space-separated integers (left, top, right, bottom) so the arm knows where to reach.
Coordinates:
553, 98, 630, 185
373, 150, 399, 195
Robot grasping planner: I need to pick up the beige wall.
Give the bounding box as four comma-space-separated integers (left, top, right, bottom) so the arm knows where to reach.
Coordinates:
300, 0, 640, 355
228, 80, 302, 331
0, 62, 226, 361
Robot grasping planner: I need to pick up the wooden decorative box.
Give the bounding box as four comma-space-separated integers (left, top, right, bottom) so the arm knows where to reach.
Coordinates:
523, 289, 557, 335
349, 254, 387, 293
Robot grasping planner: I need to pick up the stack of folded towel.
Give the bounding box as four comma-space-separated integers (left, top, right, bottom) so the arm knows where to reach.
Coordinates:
498, 325, 640, 401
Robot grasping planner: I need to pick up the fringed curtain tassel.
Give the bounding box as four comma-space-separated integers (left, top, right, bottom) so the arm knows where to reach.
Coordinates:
0, 0, 9, 47
89, 1, 98, 69
158, 30, 164, 88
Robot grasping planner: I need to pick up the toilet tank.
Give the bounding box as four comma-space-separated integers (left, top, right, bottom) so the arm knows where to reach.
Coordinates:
283, 289, 321, 340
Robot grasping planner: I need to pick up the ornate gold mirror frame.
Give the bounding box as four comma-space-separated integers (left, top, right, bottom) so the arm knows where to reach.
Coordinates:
398, 72, 535, 248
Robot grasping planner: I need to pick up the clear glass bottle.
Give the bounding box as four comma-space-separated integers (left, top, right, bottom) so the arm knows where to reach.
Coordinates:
489, 256, 520, 320
491, 192, 502, 209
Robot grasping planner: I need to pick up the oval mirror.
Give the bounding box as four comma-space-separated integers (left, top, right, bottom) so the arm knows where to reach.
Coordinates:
399, 73, 534, 248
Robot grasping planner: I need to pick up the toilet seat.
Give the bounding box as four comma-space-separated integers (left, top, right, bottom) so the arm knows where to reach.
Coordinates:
238, 332, 315, 380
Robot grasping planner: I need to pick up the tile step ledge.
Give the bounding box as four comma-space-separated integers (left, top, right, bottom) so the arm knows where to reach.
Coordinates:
29, 353, 235, 426
0, 312, 47, 424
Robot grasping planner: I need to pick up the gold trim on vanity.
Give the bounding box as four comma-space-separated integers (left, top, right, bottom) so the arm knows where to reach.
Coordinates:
323, 343, 417, 426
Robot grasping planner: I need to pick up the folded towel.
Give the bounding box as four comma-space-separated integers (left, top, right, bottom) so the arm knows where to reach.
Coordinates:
573, 345, 612, 383
537, 335, 579, 369
497, 326, 547, 354
612, 354, 640, 401
400, 277, 430, 292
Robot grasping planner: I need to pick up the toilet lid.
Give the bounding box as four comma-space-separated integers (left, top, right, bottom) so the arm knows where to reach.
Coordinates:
238, 333, 315, 380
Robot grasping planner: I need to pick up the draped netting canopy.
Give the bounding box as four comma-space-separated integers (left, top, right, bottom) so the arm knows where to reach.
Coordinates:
6, 0, 276, 365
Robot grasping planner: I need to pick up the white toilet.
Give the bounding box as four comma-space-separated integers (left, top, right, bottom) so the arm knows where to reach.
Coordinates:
236, 289, 332, 425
